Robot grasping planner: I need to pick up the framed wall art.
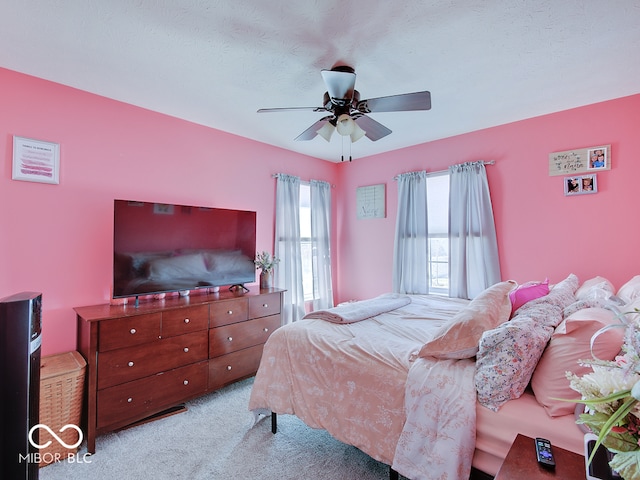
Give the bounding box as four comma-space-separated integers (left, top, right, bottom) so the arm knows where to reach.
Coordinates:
549, 144, 610, 176
12, 136, 60, 184
356, 184, 386, 219
587, 147, 608, 170
564, 174, 597, 196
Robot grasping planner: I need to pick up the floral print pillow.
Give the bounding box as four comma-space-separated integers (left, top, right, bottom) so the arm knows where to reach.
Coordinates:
474, 274, 579, 411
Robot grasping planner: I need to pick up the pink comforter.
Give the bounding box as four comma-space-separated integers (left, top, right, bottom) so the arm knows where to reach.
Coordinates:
394, 356, 477, 479
248, 295, 474, 479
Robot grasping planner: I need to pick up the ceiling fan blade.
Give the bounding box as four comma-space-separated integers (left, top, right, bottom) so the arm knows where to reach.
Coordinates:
258, 106, 325, 113
294, 116, 334, 141
353, 115, 392, 141
357, 91, 431, 113
321, 69, 356, 104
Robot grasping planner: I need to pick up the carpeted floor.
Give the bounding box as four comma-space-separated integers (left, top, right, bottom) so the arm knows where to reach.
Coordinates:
39, 377, 403, 480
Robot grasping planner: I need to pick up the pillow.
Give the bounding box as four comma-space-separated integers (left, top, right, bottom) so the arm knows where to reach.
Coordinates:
531, 307, 624, 417
575, 276, 614, 301
531, 273, 579, 311
617, 275, 640, 304
475, 304, 560, 411
418, 280, 516, 359
509, 279, 549, 315
564, 297, 610, 318
147, 253, 208, 280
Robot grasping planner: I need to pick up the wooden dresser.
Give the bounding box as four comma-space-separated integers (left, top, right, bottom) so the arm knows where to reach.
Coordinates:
76, 288, 284, 453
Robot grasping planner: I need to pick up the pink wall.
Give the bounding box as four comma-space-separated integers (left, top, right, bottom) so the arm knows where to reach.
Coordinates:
3, 67, 639, 356
0, 68, 337, 355
335, 94, 640, 303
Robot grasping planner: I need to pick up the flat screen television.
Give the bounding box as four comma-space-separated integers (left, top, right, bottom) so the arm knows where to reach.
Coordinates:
113, 199, 257, 299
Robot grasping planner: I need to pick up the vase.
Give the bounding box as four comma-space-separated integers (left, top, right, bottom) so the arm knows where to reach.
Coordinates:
260, 271, 273, 289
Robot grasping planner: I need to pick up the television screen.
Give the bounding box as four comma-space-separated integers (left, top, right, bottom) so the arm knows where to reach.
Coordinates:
113, 200, 256, 298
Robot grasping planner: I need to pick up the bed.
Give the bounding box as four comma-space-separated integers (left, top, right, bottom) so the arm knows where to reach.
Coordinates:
248, 274, 639, 479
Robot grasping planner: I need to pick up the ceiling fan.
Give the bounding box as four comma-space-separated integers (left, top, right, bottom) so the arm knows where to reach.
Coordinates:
257, 65, 432, 143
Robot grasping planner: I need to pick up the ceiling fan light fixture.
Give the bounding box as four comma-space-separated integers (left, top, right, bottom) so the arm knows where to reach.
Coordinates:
350, 122, 366, 142
316, 122, 335, 142
335, 113, 355, 136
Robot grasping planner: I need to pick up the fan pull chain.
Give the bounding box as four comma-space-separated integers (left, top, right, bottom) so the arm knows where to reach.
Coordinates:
339, 135, 353, 162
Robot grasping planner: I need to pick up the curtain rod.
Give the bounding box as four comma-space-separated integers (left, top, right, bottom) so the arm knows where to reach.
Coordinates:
393, 160, 495, 180
272, 173, 336, 188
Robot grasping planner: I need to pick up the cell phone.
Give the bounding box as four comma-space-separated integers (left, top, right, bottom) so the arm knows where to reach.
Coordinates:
584, 433, 623, 480
535, 437, 555, 468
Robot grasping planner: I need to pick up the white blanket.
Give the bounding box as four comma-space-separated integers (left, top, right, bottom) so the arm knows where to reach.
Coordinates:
303, 293, 411, 323
393, 356, 477, 480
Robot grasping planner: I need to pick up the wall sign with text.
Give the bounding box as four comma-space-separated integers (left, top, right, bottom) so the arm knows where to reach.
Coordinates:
356, 184, 386, 219
548, 144, 610, 176
12, 136, 60, 184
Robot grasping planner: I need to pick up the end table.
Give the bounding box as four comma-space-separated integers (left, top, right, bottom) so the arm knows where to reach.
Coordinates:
494, 434, 586, 479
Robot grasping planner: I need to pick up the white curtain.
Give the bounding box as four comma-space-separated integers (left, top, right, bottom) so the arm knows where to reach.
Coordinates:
274, 174, 305, 324
392, 171, 429, 294
449, 161, 501, 299
310, 180, 334, 310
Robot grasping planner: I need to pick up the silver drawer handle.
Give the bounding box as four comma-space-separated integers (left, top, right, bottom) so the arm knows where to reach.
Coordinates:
183, 347, 189, 353
262, 303, 268, 308
227, 336, 233, 342
127, 397, 133, 403
130, 328, 136, 334
184, 318, 190, 324
263, 328, 269, 333
183, 380, 189, 385
128, 361, 134, 367
226, 365, 232, 371
227, 310, 233, 315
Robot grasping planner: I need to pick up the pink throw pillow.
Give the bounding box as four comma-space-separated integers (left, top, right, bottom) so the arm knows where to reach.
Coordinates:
418, 280, 515, 359
509, 279, 549, 315
530, 307, 624, 417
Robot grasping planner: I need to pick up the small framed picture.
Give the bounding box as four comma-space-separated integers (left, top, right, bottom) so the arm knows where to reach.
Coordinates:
565, 177, 581, 195
12, 136, 60, 184
587, 148, 608, 170
564, 174, 597, 195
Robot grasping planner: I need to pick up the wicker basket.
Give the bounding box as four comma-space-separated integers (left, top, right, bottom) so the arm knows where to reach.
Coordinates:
38, 351, 86, 467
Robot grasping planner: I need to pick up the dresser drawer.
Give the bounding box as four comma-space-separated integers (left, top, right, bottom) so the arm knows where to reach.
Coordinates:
208, 344, 264, 391
249, 293, 281, 318
209, 314, 280, 358
162, 305, 208, 337
97, 361, 208, 430
98, 331, 208, 389
99, 313, 161, 352
209, 298, 248, 327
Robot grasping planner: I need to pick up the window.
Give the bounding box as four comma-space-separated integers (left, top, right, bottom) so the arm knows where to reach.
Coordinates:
426, 173, 449, 294
299, 183, 314, 301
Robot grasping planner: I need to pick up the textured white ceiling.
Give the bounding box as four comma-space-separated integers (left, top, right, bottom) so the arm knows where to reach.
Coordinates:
1, 1, 640, 162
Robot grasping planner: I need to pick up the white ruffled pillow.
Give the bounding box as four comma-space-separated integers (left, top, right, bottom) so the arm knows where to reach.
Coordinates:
617, 275, 640, 305
575, 276, 614, 301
